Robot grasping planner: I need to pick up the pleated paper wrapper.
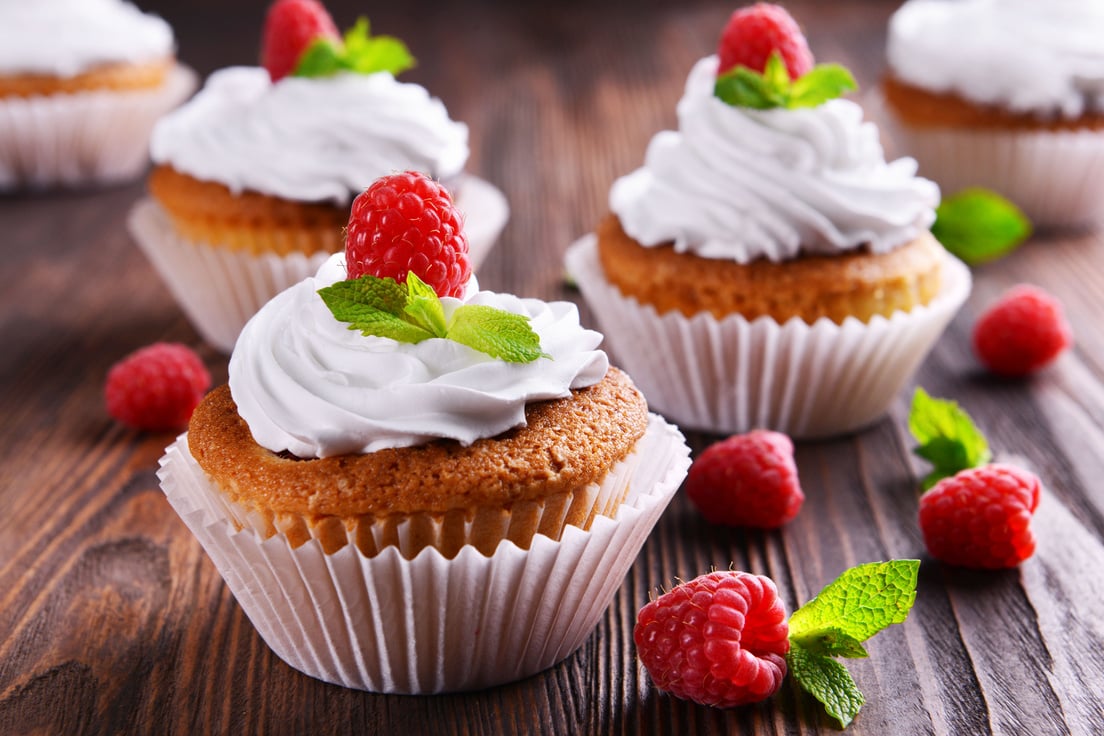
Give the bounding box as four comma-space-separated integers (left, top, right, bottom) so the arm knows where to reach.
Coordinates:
566, 235, 971, 438
157, 413, 689, 693
0, 65, 196, 190
870, 91, 1104, 229
129, 175, 509, 354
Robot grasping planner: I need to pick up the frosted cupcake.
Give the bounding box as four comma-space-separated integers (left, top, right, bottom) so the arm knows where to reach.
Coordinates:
567, 3, 971, 438
879, 0, 1104, 228
129, 0, 507, 354
157, 171, 689, 692
0, 0, 195, 189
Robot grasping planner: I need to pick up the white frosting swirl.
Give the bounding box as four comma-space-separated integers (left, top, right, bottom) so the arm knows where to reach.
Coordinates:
228, 254, 610, 458
150, 66, 469, 205
0, 0, 173, 77
610, 56, 938, 264
888, 0, 1104, 117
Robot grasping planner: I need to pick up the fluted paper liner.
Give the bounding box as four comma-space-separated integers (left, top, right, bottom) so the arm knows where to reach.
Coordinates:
0, 65, 196, 190
130, 175, 509, 354
158, 413, 689, 693
870, 91, 1104, 229
566, 235, 971, 438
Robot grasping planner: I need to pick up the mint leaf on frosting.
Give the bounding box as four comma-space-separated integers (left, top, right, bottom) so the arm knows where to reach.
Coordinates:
448, 305, 547, 363
787, 560, 920, 728
294, 17, 415, 79
714, 51, 857, 110
318, 274, 544, 363
908, 388, 991, 489
931, 188, 1032, 265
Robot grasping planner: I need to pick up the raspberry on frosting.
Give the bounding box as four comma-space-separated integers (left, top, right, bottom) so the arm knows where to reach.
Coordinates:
261, 0, 340, 82
717, 3, 814, 78
345, 171, 472, 298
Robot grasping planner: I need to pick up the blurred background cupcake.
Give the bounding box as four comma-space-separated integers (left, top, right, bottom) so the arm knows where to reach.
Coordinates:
878, 0, 1104, 229
129, 0, 507, 354
0, 0, 196, 190
567, 3, 971, 438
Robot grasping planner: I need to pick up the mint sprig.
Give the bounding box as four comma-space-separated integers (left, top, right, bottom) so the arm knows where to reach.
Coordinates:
714, 52, 857, 110
931, 188, 1032, 265
787, 560, 920, 728
317, 272, 546, 363
294, 17, 415, 79
908, 388, 991, 489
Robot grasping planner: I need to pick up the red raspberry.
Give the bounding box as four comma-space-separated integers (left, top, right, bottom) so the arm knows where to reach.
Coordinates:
261, 0, 340, 82
973, 284, 1072, 377
345, 171, 471, 298
918, 464, 1041, 569
105, 343, 210, 432
717, 3, 814, 79
635, 571, 789, 708
685, 430, 804, 529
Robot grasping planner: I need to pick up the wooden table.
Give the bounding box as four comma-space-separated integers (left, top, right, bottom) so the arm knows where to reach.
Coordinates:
2, 1, 1102, 733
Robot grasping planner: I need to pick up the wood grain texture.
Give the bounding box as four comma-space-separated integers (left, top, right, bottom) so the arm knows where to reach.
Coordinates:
2, 1, 1103, 734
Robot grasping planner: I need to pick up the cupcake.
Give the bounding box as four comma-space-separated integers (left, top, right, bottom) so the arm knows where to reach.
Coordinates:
566, 3, 971, 438
0, 0, 196, 189
157, 172, 690, 692
878, 0, 1104, 228
129, 0, 507, 354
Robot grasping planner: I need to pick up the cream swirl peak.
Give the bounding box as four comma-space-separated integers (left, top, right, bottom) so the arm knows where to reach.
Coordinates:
610, 55, 938, 264
0, 0, 174, 77
888, 0, 1104, 118
150, 66, 469, 205
228, 254, 609, 458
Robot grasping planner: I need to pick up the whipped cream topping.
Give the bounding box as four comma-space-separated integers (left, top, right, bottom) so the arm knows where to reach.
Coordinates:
0, 0, 173, 77
228, 254, 610, 458
888, 0, 1104, 117
610, 56, 938, 264
150, 66, 469, 205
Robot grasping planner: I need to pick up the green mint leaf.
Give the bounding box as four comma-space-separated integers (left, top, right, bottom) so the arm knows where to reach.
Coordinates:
714, 58, 856, 110
341, 17, 415, 76
908, 388, 991, 489
446, 304, 546, 363
762, 51, 791, 91
931, 187, 1032, 265
293, 38, 344, 78
787, 641, 865, 729
338, 307, 436, 343
318, 276, 408, 318
788, 560, 920, 643
714, 66, 787, 110
790, 626, 869, 659
402, 272, 448, 337
788, 64, 859, 108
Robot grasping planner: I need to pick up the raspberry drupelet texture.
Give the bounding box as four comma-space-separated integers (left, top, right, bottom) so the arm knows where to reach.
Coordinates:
685, 430, 804, 528
918, 464, 1041, 569
105, 343, 210, 431
262, 0, 340, 82
635, 571, 790, 708
717, 3, 814, 79
345, 171, 472, 298
973, 284, 1072, 377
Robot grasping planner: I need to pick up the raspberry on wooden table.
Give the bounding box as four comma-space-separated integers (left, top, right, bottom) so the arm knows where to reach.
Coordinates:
345, 171, 472, 298
685, 430, 804, 528
918, 464, 1041, 569
634, 571, 790, 707
262, 0, 340, 82
973, 284, 1072, 377
104, 343, 210, 431
717, 3, 814, 78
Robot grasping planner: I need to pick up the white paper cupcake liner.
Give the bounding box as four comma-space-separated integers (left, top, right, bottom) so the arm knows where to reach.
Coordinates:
869, 91, 1104, 229
0, 64, 196, 190
129, 174, 508, 354
566, 235, 971, 438
157, 413, 689, 693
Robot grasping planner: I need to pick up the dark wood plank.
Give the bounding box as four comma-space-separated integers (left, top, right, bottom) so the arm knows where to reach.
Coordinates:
1, 1, 1103, 734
